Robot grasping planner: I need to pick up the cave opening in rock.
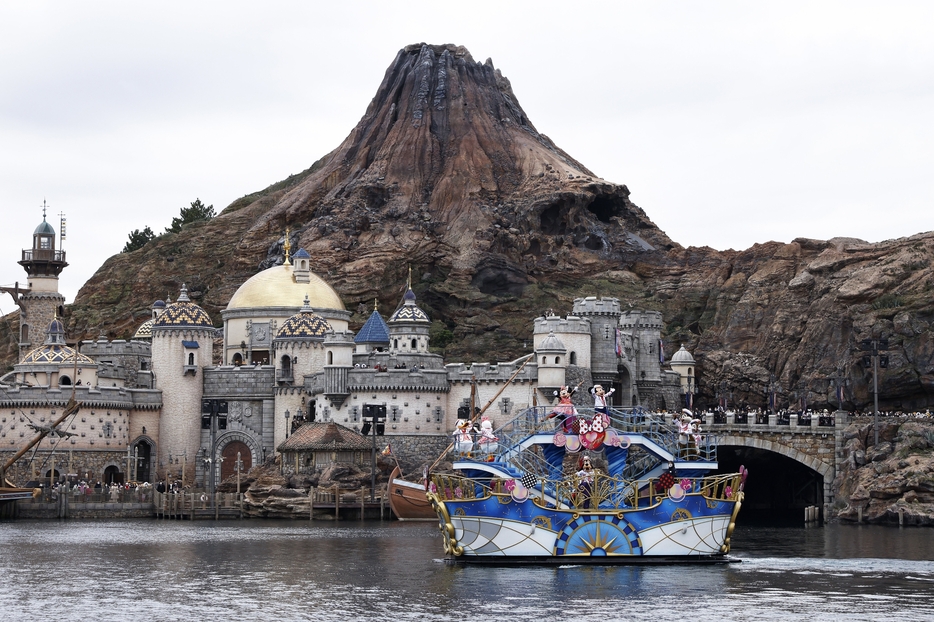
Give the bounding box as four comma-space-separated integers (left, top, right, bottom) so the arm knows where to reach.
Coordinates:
539, 200, 570, 236
586, 194, 623, 224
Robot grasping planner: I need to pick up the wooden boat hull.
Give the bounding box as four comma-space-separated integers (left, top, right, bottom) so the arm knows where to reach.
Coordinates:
387, 466, 436, 521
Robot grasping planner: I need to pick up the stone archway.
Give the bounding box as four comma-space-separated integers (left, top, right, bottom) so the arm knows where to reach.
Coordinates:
221, 440, 252, 483
103, 465, 122, 485
718, 435, 836, 518
130, 437, 155, 483
214, 431, 260, 484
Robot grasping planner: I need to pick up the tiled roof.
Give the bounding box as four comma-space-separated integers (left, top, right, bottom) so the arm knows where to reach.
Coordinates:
354, 309, 390, 344
153, 285, 213, 329
278, 422, 371, 452
276, 296, 330, 339
388, 288, 430, 323
21, 344, 94, 365
133, 318, 154, 339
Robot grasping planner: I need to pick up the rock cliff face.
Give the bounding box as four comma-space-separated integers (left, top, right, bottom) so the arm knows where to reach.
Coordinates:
835, 418, 934, 525
3, 42, 933, 413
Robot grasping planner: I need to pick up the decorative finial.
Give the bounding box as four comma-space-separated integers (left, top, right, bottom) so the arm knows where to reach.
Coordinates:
283, 228, 292, 266
41, 199, 48, 220
177, 284, 190, 303
373, 297, 378, 312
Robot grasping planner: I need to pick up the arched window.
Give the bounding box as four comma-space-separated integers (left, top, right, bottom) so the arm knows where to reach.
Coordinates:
20, 324, 28, 342
554, 356, 561, 365
187, 352, 195, 366
570, 351, 577, 365
688, 368, 693, 376
411, 338, 417, 350
327, 351, 333, 365
232, 353, 243, 366
60, 375, 72, 386
541, 356, 546, 365
281, 355, 292, 373
393, 339, 398, 350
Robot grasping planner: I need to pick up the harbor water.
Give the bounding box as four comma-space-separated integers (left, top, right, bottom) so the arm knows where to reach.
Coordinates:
1, 519, 932, 621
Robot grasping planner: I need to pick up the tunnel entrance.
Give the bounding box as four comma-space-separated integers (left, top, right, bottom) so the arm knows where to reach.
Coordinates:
715, 445, 824, 525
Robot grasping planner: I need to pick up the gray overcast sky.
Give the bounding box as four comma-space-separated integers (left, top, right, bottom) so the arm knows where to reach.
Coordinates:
2, 1, 932, 307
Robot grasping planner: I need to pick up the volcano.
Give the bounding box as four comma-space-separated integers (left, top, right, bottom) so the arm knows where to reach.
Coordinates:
4, 42, 934, 414
48, 42, 675, 362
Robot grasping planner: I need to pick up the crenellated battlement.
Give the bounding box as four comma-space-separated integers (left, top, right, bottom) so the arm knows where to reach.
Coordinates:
619, 309, 663, 330
572, 296, 622, 317
533, 315, 591, 335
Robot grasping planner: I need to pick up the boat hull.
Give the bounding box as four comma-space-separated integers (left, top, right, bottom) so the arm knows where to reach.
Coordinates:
430, 489, 743, 564
387, 466, 436, 521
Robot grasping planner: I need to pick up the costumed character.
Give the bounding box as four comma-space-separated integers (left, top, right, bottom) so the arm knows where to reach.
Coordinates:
452, 419, 474, 456
576, 455, 597, 509
547, 384, 579, 433
591, 384, 615, 415
579, 384, 614, 450
676, 410, 693, 444
476, 415, 499, 457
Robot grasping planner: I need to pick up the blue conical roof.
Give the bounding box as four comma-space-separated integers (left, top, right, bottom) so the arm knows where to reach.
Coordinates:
355, 309, 390, 344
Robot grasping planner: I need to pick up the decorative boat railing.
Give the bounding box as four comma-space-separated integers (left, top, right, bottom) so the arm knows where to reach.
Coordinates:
428, 471, 743, 513
455, 406, 718, 485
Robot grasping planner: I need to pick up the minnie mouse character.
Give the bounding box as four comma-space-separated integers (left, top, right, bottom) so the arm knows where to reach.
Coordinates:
547, 384, 579, 433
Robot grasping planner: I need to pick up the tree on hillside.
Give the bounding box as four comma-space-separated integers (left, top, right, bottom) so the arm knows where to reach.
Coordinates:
122, 226, 156, 253
165, 198, 215, 234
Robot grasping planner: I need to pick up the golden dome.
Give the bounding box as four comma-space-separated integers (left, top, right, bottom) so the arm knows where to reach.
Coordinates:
226, 264, 344, 311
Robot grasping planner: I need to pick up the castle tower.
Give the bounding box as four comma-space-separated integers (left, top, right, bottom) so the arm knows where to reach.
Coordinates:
620, 309, 665, 408
354, 300, 390, 356
669, 344, 697, 410
572, 297, 623, 395
273, 295, 330, 447
387, 282, 431, 357
151, 284, 215, 484
4, 206, 68, 361
535, 331, 567, 397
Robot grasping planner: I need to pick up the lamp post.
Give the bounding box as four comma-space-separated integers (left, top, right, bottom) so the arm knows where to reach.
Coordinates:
766, 374, 782, 417
859, 338, 890, 445
284, 409, 291, 439
236, 451, 243, 519
682, 376, 697, 415
361, 404, 386, 501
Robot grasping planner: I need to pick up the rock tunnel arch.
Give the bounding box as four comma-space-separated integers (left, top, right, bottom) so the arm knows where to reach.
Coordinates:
715, 435, 835, 523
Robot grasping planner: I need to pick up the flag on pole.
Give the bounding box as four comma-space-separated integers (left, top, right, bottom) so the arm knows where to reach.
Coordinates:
59, 214, 67, 241
615, 328, 623, 357
659, 340, 665, 363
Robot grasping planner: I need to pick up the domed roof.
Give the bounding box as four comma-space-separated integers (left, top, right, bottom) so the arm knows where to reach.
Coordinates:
152, 300, 166, 309
538, 331, 566, 352
134, 318, 154, 339
388, 287, 430, 323
153, 285, 213, 329
34, 218, 55, 236
670, 345, 695, 364
226, 264, 344, 311
276, 296, 331, 339
21, 344, 94, 365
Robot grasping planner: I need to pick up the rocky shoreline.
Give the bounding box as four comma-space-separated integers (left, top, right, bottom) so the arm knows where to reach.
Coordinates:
834, 417, 934, 525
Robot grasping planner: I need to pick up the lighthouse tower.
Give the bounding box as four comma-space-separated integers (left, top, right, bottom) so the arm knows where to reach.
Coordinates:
7, 205, 68, 361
